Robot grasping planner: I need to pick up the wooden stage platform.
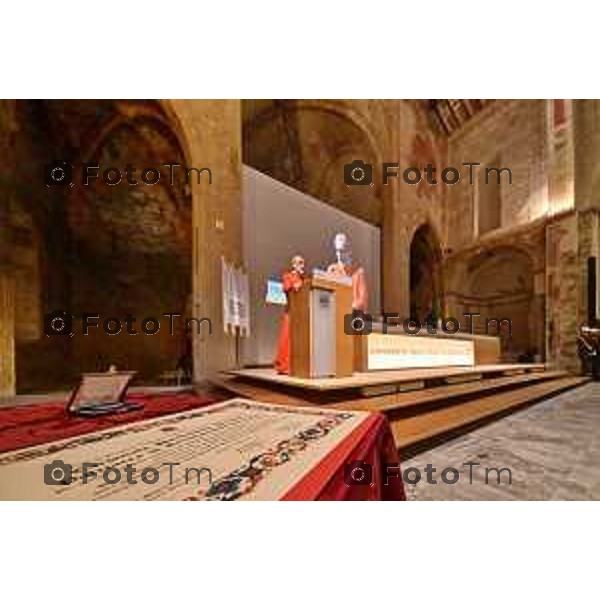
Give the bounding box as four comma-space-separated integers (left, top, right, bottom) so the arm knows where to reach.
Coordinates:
229, 364, 546, 393
216, 364, 588, 454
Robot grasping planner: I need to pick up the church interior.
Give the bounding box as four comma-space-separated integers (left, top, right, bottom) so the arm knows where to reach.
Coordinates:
1, 99, 599, 501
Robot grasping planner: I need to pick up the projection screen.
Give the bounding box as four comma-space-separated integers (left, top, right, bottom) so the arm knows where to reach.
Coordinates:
242, 166, 381, 366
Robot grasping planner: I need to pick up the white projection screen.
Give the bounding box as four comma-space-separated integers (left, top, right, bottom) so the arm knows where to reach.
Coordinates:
242, 166, 381, 366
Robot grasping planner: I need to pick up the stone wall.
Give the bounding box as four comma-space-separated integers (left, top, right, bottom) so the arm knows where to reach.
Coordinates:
443, 100, 564, 364
444, 220, 546, 360
1, 100, 244, 391
446, 99, 549, 250
574, 100, 600, 211
0, 100, 54, 393
546, 213, 579, 370
67, 114, 192, 381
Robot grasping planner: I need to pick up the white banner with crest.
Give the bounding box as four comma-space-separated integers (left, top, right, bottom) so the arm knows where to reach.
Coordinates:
221, 257, 250, 337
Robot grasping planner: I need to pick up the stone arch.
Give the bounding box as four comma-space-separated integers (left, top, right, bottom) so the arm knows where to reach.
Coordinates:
409, 223, 444, 322
462, 246, 538, 359
68, 113, 192, 257
292, 100, 384, 165
10, 100, 196, 391
242, 100, 385, 225
66, 105, 193, 383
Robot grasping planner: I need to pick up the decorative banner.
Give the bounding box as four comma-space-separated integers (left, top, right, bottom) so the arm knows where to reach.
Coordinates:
221, 257, 250, 337
221, 256, 232, 334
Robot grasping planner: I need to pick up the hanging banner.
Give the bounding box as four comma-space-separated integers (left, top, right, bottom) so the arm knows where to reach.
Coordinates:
237, 266, 250, 337
221, 257, 250, 337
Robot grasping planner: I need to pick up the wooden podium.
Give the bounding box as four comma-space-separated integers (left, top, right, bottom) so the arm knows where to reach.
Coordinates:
288, 274, 354, 378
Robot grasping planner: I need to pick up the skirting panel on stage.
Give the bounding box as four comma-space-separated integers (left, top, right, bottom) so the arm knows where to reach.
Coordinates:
353, 326, 501, 372
364, 333, 475, 370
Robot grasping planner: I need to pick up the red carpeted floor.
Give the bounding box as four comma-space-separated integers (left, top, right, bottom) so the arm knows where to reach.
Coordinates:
0, 392, 219, 454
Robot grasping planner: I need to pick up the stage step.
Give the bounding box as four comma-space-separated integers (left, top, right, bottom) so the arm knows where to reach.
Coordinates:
212, 369, 587, 456
391, 375, 587, 449
208, 374, 313, 407
333, 370, 568, 413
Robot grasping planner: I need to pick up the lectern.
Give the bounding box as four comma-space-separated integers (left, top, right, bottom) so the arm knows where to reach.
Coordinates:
288, 273, 354, 378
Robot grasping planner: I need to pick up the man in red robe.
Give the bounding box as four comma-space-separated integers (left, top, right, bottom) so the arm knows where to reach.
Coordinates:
274, 255, 306, 374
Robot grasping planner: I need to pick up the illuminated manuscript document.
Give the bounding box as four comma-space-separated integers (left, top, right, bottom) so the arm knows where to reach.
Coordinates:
0, 399, 369, 500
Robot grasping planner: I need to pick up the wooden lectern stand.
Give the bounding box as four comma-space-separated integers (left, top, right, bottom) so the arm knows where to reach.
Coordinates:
288, 275, 354, 378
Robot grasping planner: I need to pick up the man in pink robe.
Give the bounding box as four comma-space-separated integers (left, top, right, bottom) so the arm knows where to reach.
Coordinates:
326, 233, 368, 312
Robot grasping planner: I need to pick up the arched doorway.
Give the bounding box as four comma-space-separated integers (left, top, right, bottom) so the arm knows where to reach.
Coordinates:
68, 115, 192, 382
12, 101, 193, 392
409, 224, 443, 322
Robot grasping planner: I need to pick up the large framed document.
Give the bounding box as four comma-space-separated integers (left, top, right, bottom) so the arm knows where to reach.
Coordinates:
0, 399, 371, 501
66, 371, 141, 416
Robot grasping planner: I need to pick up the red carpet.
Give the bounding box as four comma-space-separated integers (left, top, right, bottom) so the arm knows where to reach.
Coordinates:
0, 392, 218, 454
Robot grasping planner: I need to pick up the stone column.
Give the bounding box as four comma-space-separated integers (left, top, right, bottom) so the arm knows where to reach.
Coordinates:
166, 100, 243, 381
530, 273, 546, 361
0, 273, 15, 400
381, 198, 410, 318
548, 101, 600, 371
0, 101, 17, 398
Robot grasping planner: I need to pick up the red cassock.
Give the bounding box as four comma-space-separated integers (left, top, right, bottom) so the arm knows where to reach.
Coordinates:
274, 271, 305, 374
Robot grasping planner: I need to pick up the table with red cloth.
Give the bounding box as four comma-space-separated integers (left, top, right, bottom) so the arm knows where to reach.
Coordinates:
0, 394, 405, 501
283, 412, 405, 501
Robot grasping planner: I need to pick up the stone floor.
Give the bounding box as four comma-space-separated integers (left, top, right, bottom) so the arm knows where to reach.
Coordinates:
403, 382, 600, 500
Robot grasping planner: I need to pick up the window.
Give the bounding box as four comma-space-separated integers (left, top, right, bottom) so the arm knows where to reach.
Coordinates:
477, 156, 501, 235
